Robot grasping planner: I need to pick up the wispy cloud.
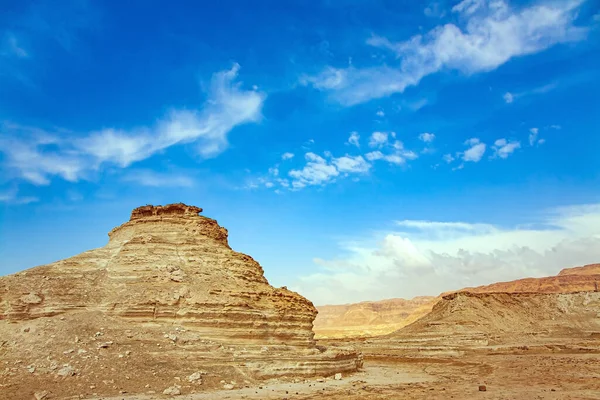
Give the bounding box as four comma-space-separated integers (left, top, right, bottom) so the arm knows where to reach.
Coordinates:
0, 64, 265, 185
0, 188, 39, 205
347, 131, 360, 147
491, 138, 521, 159
2, 33, 29, 58
503, 82, 559, 103
121, 170, 195, 188
289, 152, 341, 189
281, 152, 295, 160
303, 0, 587, 106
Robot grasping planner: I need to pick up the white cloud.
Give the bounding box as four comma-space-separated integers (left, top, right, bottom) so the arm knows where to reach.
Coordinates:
282, 152, 295, 160
288, 151, 374, 189
304, 1, 587, 106
293, 203, 600, 304
365, 139, 417, 166
492, 138, 521, 159
443, 153, 455, 163
461, 138, 486, 162
0, 64, 265, 185
121, 170, 194, 187
503, 92, 514, 103
365, 151, 384, 161
376, 110, 385, 117
347, 131, 360, 147
418, 132, 436, 143
333, 155, 371, 173
288, 152, 340, 188
369, 131, 388, 148
529, 127, 539, 146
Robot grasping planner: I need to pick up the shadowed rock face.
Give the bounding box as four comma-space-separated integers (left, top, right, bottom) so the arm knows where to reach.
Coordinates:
0, 204, 362, 399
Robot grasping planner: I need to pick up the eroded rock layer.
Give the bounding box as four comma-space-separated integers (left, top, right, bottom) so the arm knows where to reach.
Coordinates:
0, 203, 361, 399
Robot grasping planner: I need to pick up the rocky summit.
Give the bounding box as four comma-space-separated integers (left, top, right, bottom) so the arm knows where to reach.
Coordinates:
0, 203, 362, 399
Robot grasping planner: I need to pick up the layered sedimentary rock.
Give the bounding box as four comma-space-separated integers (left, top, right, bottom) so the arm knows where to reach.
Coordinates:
0, 204, 361, 399
314, 297, 436, 338
388, 291, 600, 347
455, 263, 600, 294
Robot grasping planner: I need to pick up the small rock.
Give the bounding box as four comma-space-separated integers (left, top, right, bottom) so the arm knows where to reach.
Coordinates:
334, 373, 342, 380
23, 327, 30, 333
163, 385, 181, 396
63, 349, 74, 354
223, 384, 235, 390
165, 334, 178, 342
97, 341, 113, 349
188, 372, 203, 383
34, 391, 49, 400
21, 293, 42, 304
479, 385, 487, 392
27, 365, 36, 373
57, 364, 76, 377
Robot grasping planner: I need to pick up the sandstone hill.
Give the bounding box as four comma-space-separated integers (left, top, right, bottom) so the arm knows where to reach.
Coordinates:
0, 204, 361, 399
316, 263, 600, 339
314, 296, 436, 339
386, 291, 600, 349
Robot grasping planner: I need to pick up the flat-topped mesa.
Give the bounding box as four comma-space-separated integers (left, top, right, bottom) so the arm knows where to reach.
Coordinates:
108, 203, 229, 247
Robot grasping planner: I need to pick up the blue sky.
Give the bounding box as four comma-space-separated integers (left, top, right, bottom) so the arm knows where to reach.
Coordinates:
1, 0, 600, 305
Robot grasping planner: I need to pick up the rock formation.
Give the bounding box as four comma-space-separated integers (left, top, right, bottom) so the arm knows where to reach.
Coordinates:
454, 263, 600, 294
0, 203, 361, 399
386, 291, 600, 348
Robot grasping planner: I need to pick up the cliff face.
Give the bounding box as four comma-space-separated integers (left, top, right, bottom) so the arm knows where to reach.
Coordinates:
0, 204, 361, 399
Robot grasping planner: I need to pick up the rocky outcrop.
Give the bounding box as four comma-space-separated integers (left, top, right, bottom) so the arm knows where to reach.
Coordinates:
387, 291, 600, 347
314, 297, 436, 338
0, 204, 361, 399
